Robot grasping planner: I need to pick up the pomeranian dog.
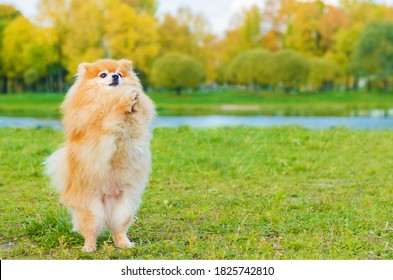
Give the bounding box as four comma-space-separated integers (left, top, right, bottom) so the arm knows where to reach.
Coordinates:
44, 59, 155, 252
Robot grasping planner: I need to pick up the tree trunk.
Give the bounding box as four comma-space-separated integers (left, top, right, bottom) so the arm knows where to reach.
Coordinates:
383, 79, 389, 91
353, 76, 359, 92
366, 79, 372, 92
58, 65, 63, 93
1, 76, 7, 94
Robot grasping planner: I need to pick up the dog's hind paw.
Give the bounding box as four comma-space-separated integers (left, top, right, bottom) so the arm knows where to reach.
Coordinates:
116, 240, 135, 249
82, 244, 96, 253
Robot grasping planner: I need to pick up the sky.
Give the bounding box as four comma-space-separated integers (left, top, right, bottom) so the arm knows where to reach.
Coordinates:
1, 0, 393, 34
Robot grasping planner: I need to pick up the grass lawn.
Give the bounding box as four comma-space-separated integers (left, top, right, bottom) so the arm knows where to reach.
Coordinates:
1, 90, 393, 118
1, 126, 393, 259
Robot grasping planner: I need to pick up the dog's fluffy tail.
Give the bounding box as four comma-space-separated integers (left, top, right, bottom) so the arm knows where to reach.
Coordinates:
44, 147, 68, 193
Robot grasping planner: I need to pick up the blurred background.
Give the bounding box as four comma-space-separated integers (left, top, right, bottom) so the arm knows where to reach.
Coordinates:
1, 0, 393, 120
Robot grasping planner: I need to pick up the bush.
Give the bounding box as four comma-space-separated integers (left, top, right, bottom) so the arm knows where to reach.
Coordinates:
271, 49, 309, 92
308, 57, 341, 91
227, 48, 273, 88
150, 52, 205, 93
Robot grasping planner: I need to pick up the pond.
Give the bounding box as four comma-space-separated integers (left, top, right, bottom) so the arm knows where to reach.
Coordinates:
1, 115, 393, 130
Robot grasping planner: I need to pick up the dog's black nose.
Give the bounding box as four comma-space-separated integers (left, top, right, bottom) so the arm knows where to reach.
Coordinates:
112, 74, 119, 80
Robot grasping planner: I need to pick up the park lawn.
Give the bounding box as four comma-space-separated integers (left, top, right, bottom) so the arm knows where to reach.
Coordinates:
2, 90, 393, 118
1, 126, 393, 260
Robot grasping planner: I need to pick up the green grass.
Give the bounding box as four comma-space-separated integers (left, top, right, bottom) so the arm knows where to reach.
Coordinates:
1, 126, 393, 259
2, 90, 393, 118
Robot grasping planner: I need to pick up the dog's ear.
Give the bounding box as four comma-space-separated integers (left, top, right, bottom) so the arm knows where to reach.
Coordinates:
118, 59, 133, 72
77, 62, 93, 75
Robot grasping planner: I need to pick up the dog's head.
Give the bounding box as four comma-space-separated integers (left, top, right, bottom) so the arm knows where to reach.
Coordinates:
77, 59, 139, 89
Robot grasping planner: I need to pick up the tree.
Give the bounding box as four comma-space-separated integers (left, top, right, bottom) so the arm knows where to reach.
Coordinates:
352, 21, 393, 90
157, 8, 216, 82
227, 48, 273, 88
329, 26, 362, 89
0, 4, 20, 93
62, 0, 105, 81
37, 0, 69, 92
308, 57, 341, 91
284, 1, 325, 56
218, 5, 263, 65
271, 49, 309, 92
150, 53, 205, 93
120, 0, 157, 14
158, 13, 192, 55
317, 5, 350, 54
2, 16, 55, 92
104, 0, 159, 85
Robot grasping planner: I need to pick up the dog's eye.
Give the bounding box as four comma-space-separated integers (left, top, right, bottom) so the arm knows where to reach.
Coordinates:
118, 73, 122, 78
99, 73, 107, 78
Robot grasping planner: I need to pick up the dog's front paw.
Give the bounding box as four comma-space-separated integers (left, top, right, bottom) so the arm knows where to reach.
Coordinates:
115, 90, 139, 114
131, 91, 139, 112
115, 95, 133, 114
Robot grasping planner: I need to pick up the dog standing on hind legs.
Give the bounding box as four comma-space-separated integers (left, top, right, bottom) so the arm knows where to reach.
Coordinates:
44, 59, 156, 252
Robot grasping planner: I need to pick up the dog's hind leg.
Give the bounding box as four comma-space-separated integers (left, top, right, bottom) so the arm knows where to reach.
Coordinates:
106, 194, 140, 249
73, 200, 105, 252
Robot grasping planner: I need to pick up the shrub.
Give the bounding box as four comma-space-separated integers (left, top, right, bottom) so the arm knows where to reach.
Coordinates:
271, 49, 309, 92
227, 48, 273, 88
150, 52, 205, 93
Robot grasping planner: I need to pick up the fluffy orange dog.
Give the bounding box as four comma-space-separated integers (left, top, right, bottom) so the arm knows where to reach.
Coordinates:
44, 59, 155, 252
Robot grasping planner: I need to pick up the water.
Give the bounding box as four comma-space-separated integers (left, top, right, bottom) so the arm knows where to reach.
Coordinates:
1, 115, 393, 130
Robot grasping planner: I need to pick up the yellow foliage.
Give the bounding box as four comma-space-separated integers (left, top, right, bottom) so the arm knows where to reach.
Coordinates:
104, 2, 159, 75
62, 0, 105, 79
2, 16, 55, 78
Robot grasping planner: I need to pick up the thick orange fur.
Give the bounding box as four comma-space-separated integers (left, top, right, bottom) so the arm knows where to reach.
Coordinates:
44, 59, 155, 252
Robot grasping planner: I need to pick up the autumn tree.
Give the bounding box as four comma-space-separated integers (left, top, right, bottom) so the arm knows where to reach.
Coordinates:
151, 53, 205, 93
262, 0, 283, 51
284, 1, 324, 56
218, 5, 263, 65
61, 0, 105, 81
37, 0, 70, 92
2, 16, 55, 92
0, 4, 20, 93
317, 5, 350, 54
104, 0, 159, 85
308, 57, 341, 91
329, 26, 362, 89
121, 0, 157, 14
157, 8, 216, 82
215, 5, 265, 85
158, 13, 192, 55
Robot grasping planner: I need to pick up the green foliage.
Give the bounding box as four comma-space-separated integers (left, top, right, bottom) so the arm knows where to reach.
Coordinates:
308, 57, 341, 90
121, 0, 157, 14
271, 49, 310, 91
23, 69, 39, 86
151, 53, 205, 92
352, 21, 393, 85
330, 26, 362, 84
227, 48, 273, 87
